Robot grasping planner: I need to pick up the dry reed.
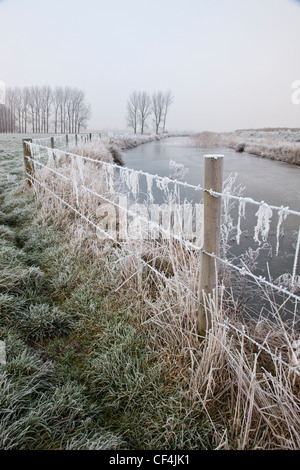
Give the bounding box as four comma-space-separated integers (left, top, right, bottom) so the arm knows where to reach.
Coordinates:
31, 139, 300, 450
193, 129, 300, 165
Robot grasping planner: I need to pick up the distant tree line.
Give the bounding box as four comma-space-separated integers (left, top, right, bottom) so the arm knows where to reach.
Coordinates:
126, 90, 174, 134
0, 86, 91, 134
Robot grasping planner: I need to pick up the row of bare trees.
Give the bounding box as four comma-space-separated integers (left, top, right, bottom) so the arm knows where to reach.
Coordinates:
126, 90, 174, 134
0, 86, 91, 134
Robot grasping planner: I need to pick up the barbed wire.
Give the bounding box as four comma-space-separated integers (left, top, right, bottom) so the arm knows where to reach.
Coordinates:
26, 141, 300, 217
24, 140, 300, 376
26, 172, 198, 301
26, 176, 300, 377
24, 147, 300, 304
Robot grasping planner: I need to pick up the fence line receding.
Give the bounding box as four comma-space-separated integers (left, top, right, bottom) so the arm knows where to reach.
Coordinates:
22, 134, 300, 376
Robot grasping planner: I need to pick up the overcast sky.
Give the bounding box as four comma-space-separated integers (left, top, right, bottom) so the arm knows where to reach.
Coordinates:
0, 0, 300, 132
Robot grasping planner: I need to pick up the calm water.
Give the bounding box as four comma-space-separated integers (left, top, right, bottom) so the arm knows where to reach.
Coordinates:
124, 136, 300, 210
124, 136, 300, 316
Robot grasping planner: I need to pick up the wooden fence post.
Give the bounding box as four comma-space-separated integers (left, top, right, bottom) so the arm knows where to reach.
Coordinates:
22, 138, 34, 186
66, 134, 69, 147
75, 134, 78, 146
50, 137, 57, 163
89, 133, 92, 141
198, 154, 224, 337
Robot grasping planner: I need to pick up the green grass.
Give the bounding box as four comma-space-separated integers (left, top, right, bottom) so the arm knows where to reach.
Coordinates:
0, 137, 125, 449
0, 135, 205, 450
0, 333, 123, 450
1, 134, 299, 450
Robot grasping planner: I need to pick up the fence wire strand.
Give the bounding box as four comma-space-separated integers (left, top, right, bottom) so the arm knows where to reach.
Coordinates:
24, 143, 300, 304
24, 139, 300, 376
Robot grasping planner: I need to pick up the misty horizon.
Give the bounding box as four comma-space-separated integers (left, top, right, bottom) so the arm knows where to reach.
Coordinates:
1, 0, 300, 133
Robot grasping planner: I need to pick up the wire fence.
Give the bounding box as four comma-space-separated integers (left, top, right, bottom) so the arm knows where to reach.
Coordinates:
31, 132, 105, 150
23, 136, 300, 375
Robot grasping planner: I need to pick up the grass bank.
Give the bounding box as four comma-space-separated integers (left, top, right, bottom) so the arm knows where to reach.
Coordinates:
0, 134, 299, 450
193, 128, 300, 165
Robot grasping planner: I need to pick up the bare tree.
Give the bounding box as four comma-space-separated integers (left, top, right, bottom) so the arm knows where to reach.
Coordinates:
162, 90, 174, 134
53, 86, 66, 133
0, 103, 10, 133
138, 91, 151, 134
31, 86, 43, 133
27, 87, 35, 133
0, 104, 5, 132
21, 87, 30, 133
63, 87, 72, 133
69, 88, 84, 133
52, 86, 91, 134
152, 91, 165, 134
41, 86, 52, 133
5, 88, 17, 133
14, 88, 23, 133
53, 87, 62, 134
77, 101, 91, 133
0, 84, 91, 134
126, 91, 139, 134
126, 89, 175, 135
66, 88, 74, 133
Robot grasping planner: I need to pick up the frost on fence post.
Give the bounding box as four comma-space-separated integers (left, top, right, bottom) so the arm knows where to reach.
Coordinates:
22, 138, 34, 186
198, 155, 224, 337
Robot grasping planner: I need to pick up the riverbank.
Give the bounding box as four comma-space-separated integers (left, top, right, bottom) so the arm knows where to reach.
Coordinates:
1, 134, 299, 450
192, 128, 300, 165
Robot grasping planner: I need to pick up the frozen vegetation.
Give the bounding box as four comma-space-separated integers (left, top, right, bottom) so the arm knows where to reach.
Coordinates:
0, 133, 299, 450
193, 128, 300, 165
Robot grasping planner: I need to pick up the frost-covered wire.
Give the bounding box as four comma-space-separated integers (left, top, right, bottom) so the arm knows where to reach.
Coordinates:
26, 173, 196, 299
27, 142, 204, 193
24, 139, 300, 379
202, 249, 300, 303
24, 142, 300, 303
26, 141, 300, 217
25, 158, 300, 303
292, 227, 300, 287
25, 152, 203, 252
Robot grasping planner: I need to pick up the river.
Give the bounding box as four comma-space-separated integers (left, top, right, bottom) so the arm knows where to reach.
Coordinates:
123, 136, 300, 210
123, 136, 300, 318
